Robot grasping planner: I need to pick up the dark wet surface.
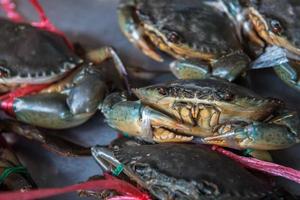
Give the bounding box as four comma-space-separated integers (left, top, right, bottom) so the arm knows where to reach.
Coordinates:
1, 0, 300, 199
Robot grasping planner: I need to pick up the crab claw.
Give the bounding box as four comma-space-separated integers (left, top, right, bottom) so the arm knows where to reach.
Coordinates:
102, 93, 194, 143
203, 122, 299, 150
91, 145, 148, 189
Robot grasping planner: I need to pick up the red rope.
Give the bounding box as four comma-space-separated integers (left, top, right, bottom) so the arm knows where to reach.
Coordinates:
0, 0, 23, 22
29, 0, 60, 33
212, 145, 300, 184
29, 0, 73, 49
0, 0, 73, 49
0, 84, 50, 116
0, 173, 151, 200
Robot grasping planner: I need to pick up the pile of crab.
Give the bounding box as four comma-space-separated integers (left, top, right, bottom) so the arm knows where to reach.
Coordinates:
0, 0, 300, 199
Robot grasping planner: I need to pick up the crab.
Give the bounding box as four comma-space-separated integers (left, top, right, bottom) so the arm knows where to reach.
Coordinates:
213, 0, 300, 90
0, 134, 36, 192
0, 0, 129, 129
101, 69, 300, 160
118, 0, 250, 81
88, 137, 296, 200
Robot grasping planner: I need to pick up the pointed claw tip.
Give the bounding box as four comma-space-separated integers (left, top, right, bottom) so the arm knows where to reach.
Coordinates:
169, 61, 179, 73
91, 145, 102, 156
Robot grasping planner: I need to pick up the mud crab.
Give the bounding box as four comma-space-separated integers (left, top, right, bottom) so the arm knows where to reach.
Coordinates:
0, 0, 129, 129
213, 0, 300, 90
0, 134, 36, 192
89, 137, 296, 200
118, 0, 250, 81
101, 75, 299, 159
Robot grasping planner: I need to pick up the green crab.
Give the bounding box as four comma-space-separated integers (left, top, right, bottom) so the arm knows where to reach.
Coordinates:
89, 137, 297, 200
215, 0, 300, 90
101, 63, 299, 157
0, 10, 129, 129
118, 0, 250, 81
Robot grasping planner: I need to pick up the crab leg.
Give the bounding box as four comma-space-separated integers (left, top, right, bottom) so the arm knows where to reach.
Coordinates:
170, 51, 249, 81
1, 120, 90, 157
87, 46, 131, 92
191, 109, 300, 153
118, 0, 163, 62
170, 60, 210, 80
202, 121, 299, 150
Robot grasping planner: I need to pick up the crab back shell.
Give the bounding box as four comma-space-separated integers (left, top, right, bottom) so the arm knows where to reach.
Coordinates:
0, 18, 82, 86
133, 79, 282, 124
114, 143, 276, 199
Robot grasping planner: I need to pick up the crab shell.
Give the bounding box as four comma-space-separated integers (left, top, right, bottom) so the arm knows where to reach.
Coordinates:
133, 78, 282, 127
0, 18, 82, 92
110, 139, 288, 199
121, 0, 242, 61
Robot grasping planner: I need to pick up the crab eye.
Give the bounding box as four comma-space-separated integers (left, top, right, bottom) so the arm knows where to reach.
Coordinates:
167, 31, 182, 44
0, 67, 9, 78
270, 20, 283, 35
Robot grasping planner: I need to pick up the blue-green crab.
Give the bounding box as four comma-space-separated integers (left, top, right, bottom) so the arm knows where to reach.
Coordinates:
118, 0, 250, 81
102, 78, 299, 153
